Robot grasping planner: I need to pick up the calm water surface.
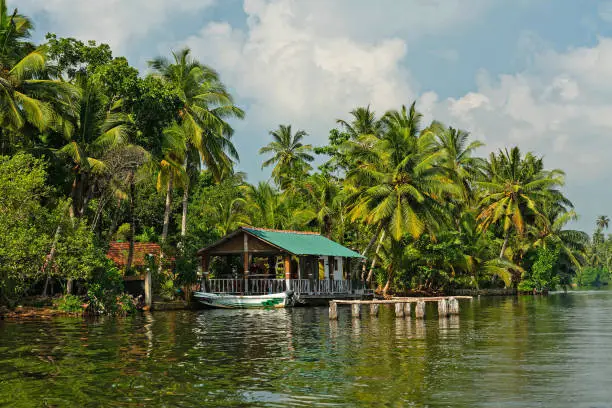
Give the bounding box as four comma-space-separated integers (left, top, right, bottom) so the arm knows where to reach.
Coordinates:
2, 292, 612, 407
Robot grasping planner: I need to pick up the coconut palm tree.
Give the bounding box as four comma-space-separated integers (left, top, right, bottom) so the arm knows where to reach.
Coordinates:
336, 105, 384, 140
59, 74, 131, 219
302, 173, 342, 238
430, 123, 484, 204
530, 204, 588, 269
149, 47, 244, 238
259, 124, 314, 189
348, 103, 450, 242
477, 147, 565, 260
0, 2, 76, 146
596, 215, 609, 231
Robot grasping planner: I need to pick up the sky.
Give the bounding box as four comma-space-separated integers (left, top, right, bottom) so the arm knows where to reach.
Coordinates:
17, 0, 612, 232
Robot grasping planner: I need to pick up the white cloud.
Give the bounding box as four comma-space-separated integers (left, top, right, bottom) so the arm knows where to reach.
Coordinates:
18, 0, 216, 53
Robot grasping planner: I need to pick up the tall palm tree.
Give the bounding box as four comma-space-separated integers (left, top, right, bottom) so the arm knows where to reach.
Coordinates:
59, 74, 131, 219
477, 147, 565, 260
348, 103, 450, 242
260, 124, 314, 189
301, 173, 342, 237
149, 47, 244, 238
430, 123, 484, 205
336, 105, 384, 140
596, 215, 609, 231
0, 2, 76, 147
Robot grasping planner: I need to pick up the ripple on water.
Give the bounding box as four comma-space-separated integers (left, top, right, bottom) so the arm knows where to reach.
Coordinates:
2, 293, 612, 406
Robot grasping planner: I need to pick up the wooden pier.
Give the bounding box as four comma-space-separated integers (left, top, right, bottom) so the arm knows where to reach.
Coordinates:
328, 296, 472, 320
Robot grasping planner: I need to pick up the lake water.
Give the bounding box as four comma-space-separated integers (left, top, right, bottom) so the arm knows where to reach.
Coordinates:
2, 292, 612, 407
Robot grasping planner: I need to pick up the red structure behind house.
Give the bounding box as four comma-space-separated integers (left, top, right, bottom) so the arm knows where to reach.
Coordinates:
106, 242, 161, 270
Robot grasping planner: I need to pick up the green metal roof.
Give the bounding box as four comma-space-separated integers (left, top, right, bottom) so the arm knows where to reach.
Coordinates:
243, 227, 364, 258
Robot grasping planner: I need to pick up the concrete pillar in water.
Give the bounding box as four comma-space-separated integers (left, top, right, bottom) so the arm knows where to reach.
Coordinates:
404, 302, 411, 318
329, 301, 338, 320
394, 303, 404, 317
415, 300, 426, 319
370, 303, 379, 317
448, 297, 460, 315
144, 269, 152, 309
438, 299, 449, 317
352, 303, 361, 318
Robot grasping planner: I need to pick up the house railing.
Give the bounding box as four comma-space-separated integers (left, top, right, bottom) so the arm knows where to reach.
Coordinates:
202, 278, 367, 296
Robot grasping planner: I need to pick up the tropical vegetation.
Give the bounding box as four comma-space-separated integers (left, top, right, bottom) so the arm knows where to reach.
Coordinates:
0, 1, 604, 310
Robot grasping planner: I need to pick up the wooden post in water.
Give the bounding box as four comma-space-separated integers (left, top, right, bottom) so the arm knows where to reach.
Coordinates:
438, 299, 448, 317
415, 300, 426, 319
370, 303, 379, 317
329, 301, 338, 320
448, 297, 460, 315
394, 303, 404, 317
352, 303, 361, 318
404, 302, 411, 318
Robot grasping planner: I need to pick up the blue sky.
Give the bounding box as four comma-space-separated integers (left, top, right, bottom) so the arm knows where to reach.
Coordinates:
18, 0, 612, 232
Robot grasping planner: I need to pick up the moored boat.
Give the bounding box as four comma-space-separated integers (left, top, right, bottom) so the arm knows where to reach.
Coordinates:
194, 290, 294, 309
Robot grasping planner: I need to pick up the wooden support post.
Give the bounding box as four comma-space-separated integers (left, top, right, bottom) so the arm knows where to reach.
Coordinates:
370, 303, 379, 317
352, 303, 361, 318
394, 303, 404, 317
284, 255, 292, 291
415, 301, 426, 319
329, 301, 338, 320
404, 302, 411, 318
448, 297, 460, 315
438, 299, 448, 317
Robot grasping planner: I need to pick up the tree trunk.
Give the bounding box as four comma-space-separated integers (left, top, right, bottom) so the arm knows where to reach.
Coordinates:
126, 172, 136, 272
158, 174, 174, 276
79, 179, 94, 217
69, 175, 79, 222
161, 174, 173, 243
366, 230, 386, 284
108, 199, 122, 241
181, 180, 188, 239
42, 201, 71, 296
382, 267, 394, 297
361, 225, 382, 281
500, 233, 509, 259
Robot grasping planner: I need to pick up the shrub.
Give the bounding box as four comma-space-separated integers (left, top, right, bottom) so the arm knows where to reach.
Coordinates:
54, 294, 85, 313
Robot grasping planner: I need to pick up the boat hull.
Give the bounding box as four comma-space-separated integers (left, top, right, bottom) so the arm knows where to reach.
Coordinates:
193, 291, 292, 309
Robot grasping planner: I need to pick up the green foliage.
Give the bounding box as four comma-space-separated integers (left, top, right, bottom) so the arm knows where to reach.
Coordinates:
520, 247, 560, 291
115, 223, 131, 242
54, 294, 84, 313
579, 267, 610, 288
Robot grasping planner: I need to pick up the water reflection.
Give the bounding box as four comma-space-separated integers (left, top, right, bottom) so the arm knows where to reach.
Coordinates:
2, 293, 612, 407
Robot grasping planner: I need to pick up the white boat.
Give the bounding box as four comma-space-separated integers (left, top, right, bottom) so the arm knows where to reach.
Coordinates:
193, 291, 294, 309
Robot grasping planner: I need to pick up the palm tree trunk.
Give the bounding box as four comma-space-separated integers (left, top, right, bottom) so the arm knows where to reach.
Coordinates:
41, 203, 69, 296
500, 233, 509, 259
126, 172, 136, 272
361, 225, 382, 281
181, 180, 188, 239
382, 266, 394, 297
366, 230, 386, 284
161, 174, 173, 243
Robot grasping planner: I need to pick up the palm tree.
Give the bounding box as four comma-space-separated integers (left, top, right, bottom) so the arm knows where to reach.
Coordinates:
0, 2, 76, 149
348, 103, 450, 242
59, 74, 131, 219
149, 48, 244, 238
430, 123, 484, 205
596, 215, 609, 231
336, 106, 384, 140
477, 147, 565, 260
260, 124, 314, 189
531, 205, 588, 270
302, 173, 342, 238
